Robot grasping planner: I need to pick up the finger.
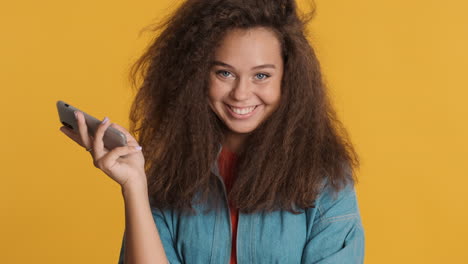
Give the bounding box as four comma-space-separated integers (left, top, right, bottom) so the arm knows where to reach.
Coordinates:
110, 123, 139, 145
75, 111, 92, 149
95, 145, 143, 171
59, 126, 82, 145
92, 117, 112, 159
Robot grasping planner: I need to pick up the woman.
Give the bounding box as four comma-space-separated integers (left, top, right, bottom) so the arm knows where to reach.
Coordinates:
60, 0, 365, 263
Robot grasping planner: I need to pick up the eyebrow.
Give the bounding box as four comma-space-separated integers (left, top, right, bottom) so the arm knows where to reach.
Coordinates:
212, 61, 276, 70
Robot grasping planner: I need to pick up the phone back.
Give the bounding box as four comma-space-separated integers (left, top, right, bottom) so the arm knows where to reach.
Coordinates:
56, 100, 127, 150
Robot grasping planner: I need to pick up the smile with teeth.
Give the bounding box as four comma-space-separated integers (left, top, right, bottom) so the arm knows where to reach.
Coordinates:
228, 105, 258, 115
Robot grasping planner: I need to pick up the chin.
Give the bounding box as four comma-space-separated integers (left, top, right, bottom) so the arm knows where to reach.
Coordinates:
225, 122, 259, 134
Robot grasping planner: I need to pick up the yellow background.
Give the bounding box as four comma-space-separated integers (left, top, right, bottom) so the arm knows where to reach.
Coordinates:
1, 0, 467, 263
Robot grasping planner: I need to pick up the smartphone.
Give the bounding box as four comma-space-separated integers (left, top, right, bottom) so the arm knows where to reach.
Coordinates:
56, 100, 127, 150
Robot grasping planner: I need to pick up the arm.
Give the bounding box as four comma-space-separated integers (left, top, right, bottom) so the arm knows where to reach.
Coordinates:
119, 183, 170, 264
301, 183, 365, 264
59, 113, 172, 263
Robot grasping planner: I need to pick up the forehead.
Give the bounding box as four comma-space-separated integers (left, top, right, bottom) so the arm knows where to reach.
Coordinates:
213, 27, 283, 69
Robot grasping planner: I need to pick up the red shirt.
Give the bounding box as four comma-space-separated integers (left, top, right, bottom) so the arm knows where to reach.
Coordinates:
217, 147, 239, 264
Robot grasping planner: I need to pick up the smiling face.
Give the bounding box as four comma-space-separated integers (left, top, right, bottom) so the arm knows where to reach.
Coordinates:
208, 27, 284, 142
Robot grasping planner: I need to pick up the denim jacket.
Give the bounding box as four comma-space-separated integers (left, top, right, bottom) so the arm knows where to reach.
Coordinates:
118, 148, 365, 264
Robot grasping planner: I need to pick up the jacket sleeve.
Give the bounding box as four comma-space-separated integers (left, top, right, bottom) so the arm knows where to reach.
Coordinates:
301, 183, 365, 264
117, 207, 183, 264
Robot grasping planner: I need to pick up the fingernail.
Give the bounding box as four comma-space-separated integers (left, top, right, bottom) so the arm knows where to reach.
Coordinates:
74, 111, 78, 120
102, 117, 109, 124
135, 146, 142, 151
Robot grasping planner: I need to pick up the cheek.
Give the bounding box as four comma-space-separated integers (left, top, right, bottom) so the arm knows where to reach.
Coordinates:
261, 83, 281, 106
207, 84, 224, 112
208, 78, 228, 102
207, 76, 218, 99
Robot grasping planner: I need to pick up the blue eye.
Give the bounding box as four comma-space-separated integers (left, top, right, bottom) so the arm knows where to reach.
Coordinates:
217, 70, 232, 78
255, 73, 270, 80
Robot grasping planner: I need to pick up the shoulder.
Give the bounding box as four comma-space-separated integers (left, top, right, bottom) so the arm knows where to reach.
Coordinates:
318, 181, 358, 210
310, 180, 362, 226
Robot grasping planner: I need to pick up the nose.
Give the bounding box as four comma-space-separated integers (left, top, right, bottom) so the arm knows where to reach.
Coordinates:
230, 77, 251, 101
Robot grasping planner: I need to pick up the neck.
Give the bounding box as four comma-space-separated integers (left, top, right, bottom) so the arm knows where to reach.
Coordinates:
223, 131, 248, 154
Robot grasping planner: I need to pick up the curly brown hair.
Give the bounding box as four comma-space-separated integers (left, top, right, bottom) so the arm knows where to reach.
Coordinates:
128, 0, 360, 213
